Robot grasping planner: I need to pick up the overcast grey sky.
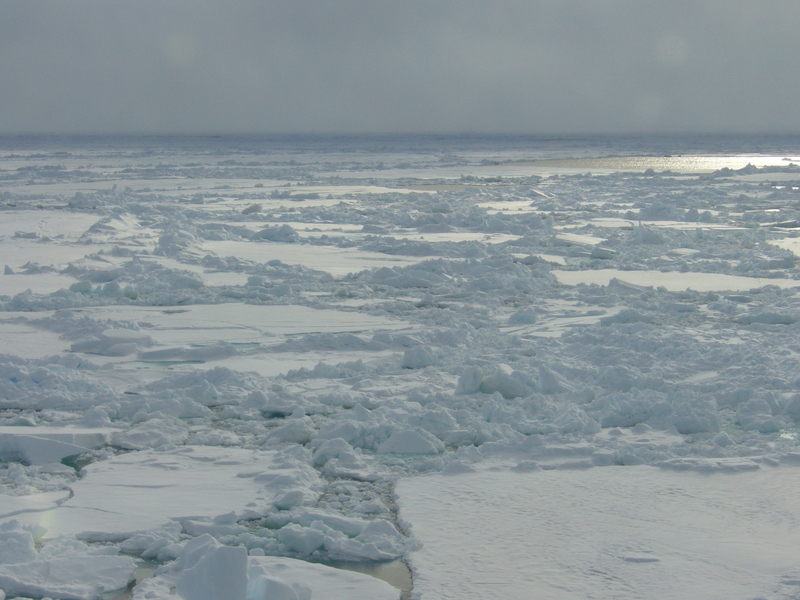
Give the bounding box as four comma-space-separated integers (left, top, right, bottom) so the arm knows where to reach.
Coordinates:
1, 0, 799, 135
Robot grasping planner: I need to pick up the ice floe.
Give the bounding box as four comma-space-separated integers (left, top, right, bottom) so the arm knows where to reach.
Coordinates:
396, 463, 800, 600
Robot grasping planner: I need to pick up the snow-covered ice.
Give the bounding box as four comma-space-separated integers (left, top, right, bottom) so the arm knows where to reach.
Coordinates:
1, 446, 319, 539
0, 519, 135, 600
552, 269, 800, 291
2, 134, 800, 599
397, 463, 800, 600
133, 533, 399, 600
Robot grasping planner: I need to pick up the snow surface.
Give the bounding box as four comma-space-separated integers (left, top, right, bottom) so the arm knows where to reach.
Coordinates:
1, 134, 800, 599
1, 446, 316, 539
396, 462, 800, 600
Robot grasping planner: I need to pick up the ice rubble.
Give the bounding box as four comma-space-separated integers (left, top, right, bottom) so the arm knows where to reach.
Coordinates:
135, 534, 398, 600
0, 520, 135, 600
1, 136, 800, 598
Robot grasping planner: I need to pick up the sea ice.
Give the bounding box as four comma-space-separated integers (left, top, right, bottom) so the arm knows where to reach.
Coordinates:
0, 432, 88, 465
397, 464, 800, 600
133, 534, 399, 600
2, 135, 800, 599
0, 520, 135, 600
0, 446, 321, 539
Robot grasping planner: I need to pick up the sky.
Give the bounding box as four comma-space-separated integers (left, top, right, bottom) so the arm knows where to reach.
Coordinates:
1, 0, 800, 135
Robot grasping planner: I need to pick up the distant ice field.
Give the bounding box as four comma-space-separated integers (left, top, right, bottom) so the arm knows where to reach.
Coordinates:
519, 154, 800, 173
2, 134, 800, 600
553, 269, 800, 291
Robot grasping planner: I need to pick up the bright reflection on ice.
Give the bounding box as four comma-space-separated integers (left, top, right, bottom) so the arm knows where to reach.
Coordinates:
202, 240, 421, 276
553, 269, 800, 292
519, 154, 799, 173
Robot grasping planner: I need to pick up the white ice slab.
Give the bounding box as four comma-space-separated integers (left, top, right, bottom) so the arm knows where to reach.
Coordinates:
248, 223, 520, 245
502, 308, 621, 338
0, 554, 135, 600
249, 556, 400, 600
554, 232, 606, 246
0, 211, 104, 272
70, 304, 406, 348
1, 446, 287, 539
0, 433, 89, 465
774, 237, 800, 258
0, 319, 68, 357
132, 539, 400, 600
0, 490, 71, 519
511, 252, 567, 266
0, 211, 99, 240
586, 217, 743, 231
202, 240, 420, 276
554, 269, 800, 292
219, 349, 397, 378
1, 240, 103, 271
477, 200, 546, 213
397, 464, 800, 600
0, 426, 116, 447
0, 272, 80, 297
385, 231, 520, 245
129, 256, 250, 287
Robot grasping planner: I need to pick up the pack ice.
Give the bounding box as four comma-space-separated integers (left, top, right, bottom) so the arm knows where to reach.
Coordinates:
1, 134, 800, 599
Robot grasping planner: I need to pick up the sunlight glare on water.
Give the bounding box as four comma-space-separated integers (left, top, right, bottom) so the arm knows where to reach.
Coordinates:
522, 155, 799, 173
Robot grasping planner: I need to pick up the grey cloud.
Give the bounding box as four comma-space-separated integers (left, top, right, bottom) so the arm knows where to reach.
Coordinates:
1, 0, 800, 134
